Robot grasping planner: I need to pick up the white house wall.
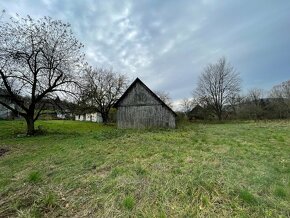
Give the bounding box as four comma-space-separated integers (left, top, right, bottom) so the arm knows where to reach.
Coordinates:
79, 115, 85, 121
91, 113, 103, 123
86, 114, 91, 121
75, 113, 102, 123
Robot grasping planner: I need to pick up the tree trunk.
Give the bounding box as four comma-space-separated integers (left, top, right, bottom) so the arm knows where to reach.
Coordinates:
25, 116, 35, 135
101, 112, 109, 124
216, 109, 223, 121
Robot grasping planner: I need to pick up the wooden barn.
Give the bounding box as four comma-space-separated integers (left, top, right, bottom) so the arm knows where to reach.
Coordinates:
114, 78, 176, 128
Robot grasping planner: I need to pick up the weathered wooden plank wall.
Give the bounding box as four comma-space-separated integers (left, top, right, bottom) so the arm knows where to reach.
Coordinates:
117, 82, 176, 128
117, 105, 175, 128
119, 83, 159, 106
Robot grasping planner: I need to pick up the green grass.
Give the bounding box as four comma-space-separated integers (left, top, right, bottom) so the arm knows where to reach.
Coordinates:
123, 195, 135, 210
0, 120, 290, 217
27, 171, 42, 183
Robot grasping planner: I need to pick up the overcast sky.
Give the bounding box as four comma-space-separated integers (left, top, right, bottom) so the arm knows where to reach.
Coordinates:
1, 0, 290, 108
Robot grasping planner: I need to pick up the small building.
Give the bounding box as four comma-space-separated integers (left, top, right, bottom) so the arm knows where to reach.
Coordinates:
114, 78, 176, 128
188, 105, 205, 120
90, 112, 103, 122
57, 113, 66, 119
75, 112, 102, 123
79, 114, 85, 121
85, 113, 91, 121
85, 112, 103, 122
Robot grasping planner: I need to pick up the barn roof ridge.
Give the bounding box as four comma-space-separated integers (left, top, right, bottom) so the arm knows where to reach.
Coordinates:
114, 77, 177, 116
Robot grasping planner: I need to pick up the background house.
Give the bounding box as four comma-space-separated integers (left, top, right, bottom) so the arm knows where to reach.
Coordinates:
75, 112, 102, 123
114, 78, 176, 128
188, 105, 205, 120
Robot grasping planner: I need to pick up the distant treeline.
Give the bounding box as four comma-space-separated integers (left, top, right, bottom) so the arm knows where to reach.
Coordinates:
182, 79, 290, 121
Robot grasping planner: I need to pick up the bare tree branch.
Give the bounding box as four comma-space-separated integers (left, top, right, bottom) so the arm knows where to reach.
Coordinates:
79, 67, 128, 123
194, 57, 241, 120
155, 90, 173, 108
0, 15, 85, 134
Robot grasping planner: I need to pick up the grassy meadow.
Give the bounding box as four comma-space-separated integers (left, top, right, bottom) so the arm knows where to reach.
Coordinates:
0, 120, 289, 217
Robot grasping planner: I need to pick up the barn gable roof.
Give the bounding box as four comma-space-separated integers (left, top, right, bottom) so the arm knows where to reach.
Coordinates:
114, 78, 177, 116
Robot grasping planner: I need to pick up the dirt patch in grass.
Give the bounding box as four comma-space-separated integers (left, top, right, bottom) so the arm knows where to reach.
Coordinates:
0, 148, 9, 157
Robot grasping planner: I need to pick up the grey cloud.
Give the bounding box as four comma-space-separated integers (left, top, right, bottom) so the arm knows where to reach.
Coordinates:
1, 0, 290, 106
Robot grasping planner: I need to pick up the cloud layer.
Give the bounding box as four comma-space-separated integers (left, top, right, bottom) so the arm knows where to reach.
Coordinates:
1, 0, 290, 108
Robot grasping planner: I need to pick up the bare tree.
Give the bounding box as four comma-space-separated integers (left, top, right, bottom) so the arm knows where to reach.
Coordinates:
0, 15, 84, 135
269, 80, 290, 118
81, 67, 128, 123
245, 88, 265, 120
180, 98, 194, 116
247, 88, 264, 105
270, 80, 290, 99
194, 57, 241, 120
227, 93, 243, 116
155, 90, 173, 108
